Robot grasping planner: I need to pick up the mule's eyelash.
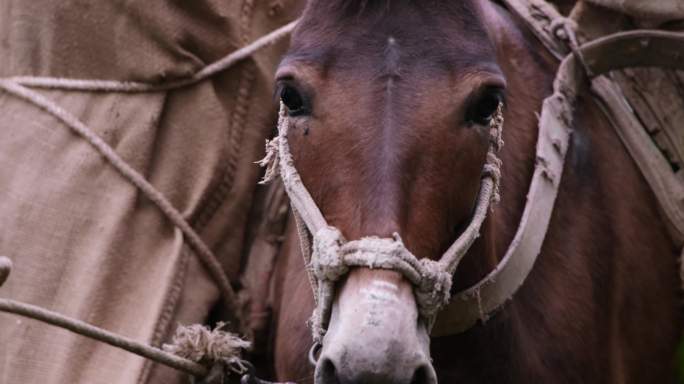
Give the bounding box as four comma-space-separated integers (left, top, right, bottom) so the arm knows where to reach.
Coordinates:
273, 79, 293, 103
272, 83, 285, 104
273, 72, 296, 101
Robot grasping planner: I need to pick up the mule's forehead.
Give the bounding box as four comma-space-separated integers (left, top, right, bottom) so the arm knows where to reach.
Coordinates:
284, 0, 497, 76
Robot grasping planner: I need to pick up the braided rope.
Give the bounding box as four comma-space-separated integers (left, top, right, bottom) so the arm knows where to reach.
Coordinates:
258, 103, 504, 343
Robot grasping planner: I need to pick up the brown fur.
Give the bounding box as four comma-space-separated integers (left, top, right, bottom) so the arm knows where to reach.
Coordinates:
268, 1, 682, 382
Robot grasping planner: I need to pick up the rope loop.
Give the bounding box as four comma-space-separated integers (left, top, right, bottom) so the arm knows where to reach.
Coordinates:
308, 342, 323, 366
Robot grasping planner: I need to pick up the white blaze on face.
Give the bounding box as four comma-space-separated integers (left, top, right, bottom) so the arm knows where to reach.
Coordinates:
361, 279, 402, 327
324, 269, 422, 342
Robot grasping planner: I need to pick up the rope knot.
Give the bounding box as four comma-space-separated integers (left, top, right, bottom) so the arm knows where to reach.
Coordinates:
312, 226, 347, 281
415, 258, 453, 319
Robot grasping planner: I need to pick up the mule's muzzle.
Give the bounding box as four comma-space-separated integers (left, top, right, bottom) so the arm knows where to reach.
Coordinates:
312, 269, 437, 384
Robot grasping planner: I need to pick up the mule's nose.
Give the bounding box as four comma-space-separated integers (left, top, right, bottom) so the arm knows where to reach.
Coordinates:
313, 269, 437, 384
315, 349, 437, 384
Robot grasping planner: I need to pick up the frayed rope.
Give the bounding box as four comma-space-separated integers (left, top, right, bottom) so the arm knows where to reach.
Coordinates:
163, 322, 251, 375
256, 138, 281, 184
483, 103, 505, 205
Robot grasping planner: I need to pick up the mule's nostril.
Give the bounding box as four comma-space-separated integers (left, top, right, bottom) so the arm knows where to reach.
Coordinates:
318, 357, 341, 384
411, 364, 435, 384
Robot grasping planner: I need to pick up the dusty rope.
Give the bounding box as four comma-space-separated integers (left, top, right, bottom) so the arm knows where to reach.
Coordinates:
0, 297, 208, 377
0, 19, 298, 380
259, 103, 504, 343
0, 255, 252, 379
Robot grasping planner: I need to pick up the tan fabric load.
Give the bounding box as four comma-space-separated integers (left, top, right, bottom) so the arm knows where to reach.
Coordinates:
0, 1, 301, 383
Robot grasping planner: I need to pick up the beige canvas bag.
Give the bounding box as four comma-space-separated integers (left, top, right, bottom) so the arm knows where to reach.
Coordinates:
0, 1, 302, 383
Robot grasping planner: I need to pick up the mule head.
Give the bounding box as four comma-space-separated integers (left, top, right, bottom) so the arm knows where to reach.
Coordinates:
276, 1, 504, 383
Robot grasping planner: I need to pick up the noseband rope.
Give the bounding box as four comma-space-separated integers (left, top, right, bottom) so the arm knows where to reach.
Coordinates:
259, 103, 504, 344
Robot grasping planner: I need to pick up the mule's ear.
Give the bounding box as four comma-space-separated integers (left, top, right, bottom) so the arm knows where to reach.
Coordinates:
475, 0, 514, 54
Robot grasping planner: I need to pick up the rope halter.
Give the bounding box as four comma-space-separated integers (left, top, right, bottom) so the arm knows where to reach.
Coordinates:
258, 102, 504, 345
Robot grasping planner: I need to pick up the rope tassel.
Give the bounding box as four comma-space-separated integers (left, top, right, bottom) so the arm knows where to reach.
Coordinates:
256, 137, 281, 184
163, 322, 251, 376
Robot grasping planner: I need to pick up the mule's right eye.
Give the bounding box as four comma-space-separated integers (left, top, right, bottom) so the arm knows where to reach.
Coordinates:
280, 86, 307, 116
466, 91, 502, 127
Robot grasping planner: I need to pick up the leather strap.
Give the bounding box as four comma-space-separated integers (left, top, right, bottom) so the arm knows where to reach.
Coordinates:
581, 30, 684, 74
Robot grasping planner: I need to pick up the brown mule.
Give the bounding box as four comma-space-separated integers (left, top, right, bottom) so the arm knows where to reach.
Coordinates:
268, 1, 682, 383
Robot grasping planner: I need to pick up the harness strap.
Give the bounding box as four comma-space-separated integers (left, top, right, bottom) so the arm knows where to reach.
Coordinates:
434, 27, 684, 335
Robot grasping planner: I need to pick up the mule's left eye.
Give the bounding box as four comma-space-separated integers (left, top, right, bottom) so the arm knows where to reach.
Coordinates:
466, 91, 502, 126
280, 85, 308, 116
